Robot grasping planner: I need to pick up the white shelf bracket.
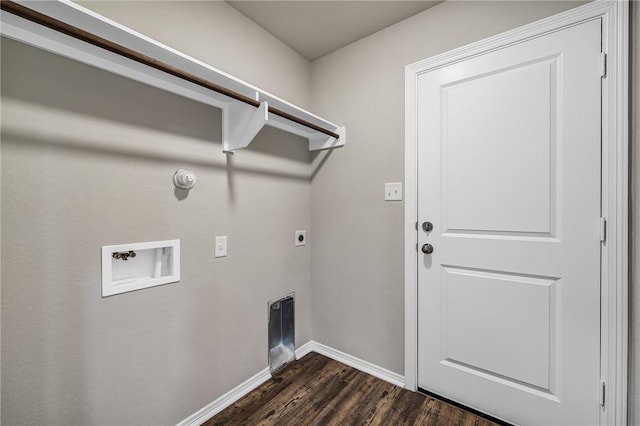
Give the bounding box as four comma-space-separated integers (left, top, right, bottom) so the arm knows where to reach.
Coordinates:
309, 126, 346, 151
223, 99, 269, 153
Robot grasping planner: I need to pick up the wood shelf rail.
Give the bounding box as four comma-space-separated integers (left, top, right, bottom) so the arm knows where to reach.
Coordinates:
0, 0, 344, 150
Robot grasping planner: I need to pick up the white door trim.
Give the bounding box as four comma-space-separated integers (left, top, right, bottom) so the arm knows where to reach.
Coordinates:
404, 2, 629, 425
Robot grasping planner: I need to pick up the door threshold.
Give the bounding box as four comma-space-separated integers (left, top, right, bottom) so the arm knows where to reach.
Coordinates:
417, 387, 514, 426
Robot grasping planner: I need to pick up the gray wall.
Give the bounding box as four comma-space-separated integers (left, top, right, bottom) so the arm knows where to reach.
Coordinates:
1, 2, 313, 425
630, 2, 639, 423
2, 0, 639, 424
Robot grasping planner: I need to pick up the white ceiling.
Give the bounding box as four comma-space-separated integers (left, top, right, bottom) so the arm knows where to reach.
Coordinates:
226, 1, 442, 61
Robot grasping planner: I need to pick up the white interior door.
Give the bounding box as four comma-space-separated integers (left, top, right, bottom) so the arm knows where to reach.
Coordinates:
417, 18, 602, 426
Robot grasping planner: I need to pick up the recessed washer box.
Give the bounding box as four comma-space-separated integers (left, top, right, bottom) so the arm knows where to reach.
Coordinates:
101, 239, 180, 297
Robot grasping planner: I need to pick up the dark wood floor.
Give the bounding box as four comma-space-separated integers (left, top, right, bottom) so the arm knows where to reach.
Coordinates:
205, 352, 499, 426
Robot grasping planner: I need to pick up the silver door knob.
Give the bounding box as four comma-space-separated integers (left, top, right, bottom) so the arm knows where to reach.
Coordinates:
421, 243, 434, 254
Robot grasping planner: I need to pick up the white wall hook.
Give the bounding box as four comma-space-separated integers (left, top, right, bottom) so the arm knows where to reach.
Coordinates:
173, 169, 196, 190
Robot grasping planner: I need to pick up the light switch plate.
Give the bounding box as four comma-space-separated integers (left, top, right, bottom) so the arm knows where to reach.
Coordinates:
215, 236, 227, 258
385, 182, 402, 201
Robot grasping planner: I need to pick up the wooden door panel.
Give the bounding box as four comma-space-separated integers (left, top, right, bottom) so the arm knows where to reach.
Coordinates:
442, 57, 558, 236
442, 266, 555, 391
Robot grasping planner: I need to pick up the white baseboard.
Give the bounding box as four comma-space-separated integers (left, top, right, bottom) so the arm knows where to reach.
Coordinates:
294, 340, 315, 359
303, 341, 405, 388
176, 367, 271, 426
177, 340, 405, 425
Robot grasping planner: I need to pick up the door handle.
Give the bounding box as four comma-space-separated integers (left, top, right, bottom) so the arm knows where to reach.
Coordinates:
421, 243, 434, 254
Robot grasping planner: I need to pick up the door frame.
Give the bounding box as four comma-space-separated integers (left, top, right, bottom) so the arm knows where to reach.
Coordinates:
404, 1, 629, 424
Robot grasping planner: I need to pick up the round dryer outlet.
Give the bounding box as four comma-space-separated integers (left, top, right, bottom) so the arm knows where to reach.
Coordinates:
295, 230, 306, 247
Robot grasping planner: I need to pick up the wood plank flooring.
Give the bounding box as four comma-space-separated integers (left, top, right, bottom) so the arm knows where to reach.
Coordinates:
205, 352, 499, 426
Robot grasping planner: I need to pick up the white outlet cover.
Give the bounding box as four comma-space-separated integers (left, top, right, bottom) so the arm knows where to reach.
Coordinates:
295, 230, 306, 247
385, 182, 402, 201
215, 236, 227, 257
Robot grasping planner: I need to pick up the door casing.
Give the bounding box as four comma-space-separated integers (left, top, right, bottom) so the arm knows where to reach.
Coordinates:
403, 2, 629, 425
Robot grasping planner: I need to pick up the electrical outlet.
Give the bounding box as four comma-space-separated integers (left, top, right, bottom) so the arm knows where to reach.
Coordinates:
215, 236, 227, 258
385, 182, 402, 201
295, 230, 306, 247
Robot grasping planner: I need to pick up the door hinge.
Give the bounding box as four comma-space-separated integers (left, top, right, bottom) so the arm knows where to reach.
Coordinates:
599, 380, 606, 406
600, 217, 607, 243
600, 52, 607, 78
